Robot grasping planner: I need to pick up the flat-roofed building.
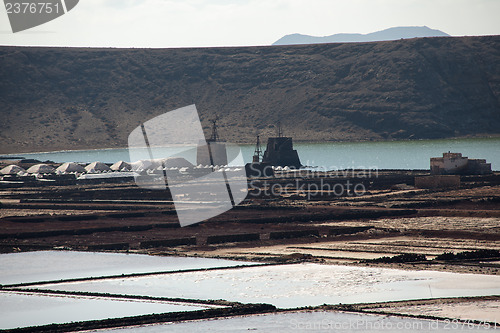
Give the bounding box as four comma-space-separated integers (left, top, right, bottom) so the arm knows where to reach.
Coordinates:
430, 152, 491, 175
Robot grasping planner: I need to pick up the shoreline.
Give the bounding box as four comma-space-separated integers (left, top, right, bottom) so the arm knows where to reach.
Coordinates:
2, 135, 500, 156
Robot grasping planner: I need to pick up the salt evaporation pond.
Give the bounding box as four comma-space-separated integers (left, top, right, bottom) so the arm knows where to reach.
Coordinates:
96, 311, 493, 332
0, 291, 213, 330
38, 263, 500, 309
0, 251, 256, 285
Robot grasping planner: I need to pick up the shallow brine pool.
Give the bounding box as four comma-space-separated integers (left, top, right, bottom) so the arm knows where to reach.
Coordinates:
93, 311, 495, 332
37, 263, 500, 308
0, 250, 256, 285
0, 291, 214, 330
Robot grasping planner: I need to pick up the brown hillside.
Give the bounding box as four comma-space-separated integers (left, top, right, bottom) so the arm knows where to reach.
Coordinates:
1, 36, 500, 154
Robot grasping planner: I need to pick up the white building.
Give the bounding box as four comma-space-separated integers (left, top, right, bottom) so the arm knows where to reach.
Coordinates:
430, 152, 491, 175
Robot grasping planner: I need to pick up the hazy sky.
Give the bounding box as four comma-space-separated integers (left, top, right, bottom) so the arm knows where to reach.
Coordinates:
1, 0, 499, 48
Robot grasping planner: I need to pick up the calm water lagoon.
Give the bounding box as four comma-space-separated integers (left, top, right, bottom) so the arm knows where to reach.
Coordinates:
38, 262, 500, 309
2, 252, 499, 330
99, 311, 494, 332
0, 291, 212, 330
5, 138, 499, 170
0, 251, 256, 285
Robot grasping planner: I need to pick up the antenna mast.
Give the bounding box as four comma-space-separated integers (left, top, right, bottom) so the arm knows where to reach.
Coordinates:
253, 135, 262, 162
209, 115, 219, 142
277, 121, 283, 138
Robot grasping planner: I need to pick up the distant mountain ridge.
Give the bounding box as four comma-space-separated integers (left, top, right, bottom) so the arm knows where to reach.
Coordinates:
273, 26, 450, 45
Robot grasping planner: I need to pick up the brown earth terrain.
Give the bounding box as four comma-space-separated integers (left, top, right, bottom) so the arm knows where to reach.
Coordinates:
1, 35, 500, 154
1, 166, 500, 330
1, 168, 499, 272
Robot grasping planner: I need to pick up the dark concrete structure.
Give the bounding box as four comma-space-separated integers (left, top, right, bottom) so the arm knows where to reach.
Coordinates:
245, 162, 274, 178
415, 175, 461, 189
245, 135, 274, 178
262, 137, 301, 168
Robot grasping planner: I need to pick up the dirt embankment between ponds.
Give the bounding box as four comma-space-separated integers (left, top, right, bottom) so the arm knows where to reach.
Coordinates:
0, 171, 498, 276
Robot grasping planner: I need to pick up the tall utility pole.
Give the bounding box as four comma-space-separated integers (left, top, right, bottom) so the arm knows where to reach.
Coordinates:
209, 115, 219, 142
277, 121, 283, 138
253, 135, 262, 162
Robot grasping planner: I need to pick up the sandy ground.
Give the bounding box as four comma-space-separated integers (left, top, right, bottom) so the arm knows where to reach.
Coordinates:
196, 235, 500, 260
365, 298, 500, 325
0, 208, 122, 219
382, 301, 500, 323
361, 216, 500, 232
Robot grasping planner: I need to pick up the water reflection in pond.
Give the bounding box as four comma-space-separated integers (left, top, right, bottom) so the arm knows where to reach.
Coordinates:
0, 291, 212, 330
98, 311, 494, 332
39, 263, 500, 308
0, 251, 256, 285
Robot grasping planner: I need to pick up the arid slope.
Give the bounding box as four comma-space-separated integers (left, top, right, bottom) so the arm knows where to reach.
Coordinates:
1, 36, 500, 153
